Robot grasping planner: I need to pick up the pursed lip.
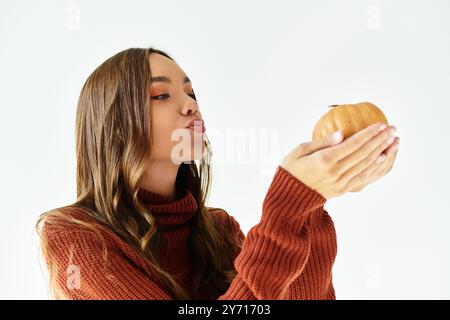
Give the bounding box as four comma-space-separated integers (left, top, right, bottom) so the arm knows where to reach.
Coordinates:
185, 117, 203, 128
185, 118, 206, 133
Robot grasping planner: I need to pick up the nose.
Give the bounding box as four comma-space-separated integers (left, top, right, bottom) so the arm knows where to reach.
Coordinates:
183, 100, 200, 117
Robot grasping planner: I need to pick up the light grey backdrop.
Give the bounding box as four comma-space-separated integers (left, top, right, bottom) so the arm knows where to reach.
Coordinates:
1, 0, 449, 299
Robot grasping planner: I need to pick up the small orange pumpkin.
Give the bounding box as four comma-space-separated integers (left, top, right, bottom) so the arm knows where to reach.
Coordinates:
312, 101, 389, 141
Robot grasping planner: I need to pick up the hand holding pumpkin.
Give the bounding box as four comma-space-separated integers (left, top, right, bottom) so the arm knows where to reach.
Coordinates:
280, 102, 400, 199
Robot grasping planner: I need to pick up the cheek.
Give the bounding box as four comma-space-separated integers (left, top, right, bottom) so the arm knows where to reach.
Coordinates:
150, 110, 180, 159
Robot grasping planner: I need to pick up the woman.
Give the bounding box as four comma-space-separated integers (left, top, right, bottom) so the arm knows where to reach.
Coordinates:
36, 47, 400, 300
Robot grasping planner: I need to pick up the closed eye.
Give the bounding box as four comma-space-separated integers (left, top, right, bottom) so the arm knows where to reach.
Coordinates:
151, 94, 170, 100
151, 92, 196, 101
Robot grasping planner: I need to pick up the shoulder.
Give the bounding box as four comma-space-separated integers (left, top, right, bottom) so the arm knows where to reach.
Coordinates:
207, 206, 232, 225
36, 205, 110, 247
206, 206, 244, 239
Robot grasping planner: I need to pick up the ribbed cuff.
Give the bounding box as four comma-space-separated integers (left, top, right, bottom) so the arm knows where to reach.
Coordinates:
261, 165, 327, 229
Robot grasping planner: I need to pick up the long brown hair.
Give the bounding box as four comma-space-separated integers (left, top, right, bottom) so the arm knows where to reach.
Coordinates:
35, 48, 243, 299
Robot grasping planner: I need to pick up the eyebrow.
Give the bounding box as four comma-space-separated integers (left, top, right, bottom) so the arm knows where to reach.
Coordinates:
151, 75, 191, 84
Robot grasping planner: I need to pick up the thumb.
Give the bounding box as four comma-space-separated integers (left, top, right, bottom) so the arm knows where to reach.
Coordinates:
294, 130, 343, 158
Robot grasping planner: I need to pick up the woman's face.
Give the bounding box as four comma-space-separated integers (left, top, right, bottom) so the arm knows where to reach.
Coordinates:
148, 53, 206, 163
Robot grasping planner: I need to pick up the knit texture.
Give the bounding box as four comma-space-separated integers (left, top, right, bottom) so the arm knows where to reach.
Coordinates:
41, 165, 337, 300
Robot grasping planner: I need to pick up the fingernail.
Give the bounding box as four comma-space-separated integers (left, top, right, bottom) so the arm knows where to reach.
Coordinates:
388, 127, 396, 136
332, 131, 343, 143
376, 154, 386, 164
393, 143, 399, 151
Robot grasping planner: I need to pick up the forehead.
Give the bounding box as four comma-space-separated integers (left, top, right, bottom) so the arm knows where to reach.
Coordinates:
148, 53, 184, 77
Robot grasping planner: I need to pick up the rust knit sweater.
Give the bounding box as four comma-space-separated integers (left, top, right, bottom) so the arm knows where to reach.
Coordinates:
41, 165, 337, 300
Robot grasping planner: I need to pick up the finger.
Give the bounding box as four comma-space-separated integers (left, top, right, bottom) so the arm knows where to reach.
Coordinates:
344, 144, 390, 192
291, 131, 344, 160
328, 122, 387, 161
337, 133, 398, 185
345, 157, 380, 192
335, 126, 397, 177
346, 137, 399, 191
380, 137, 400, 172
384, 137, 400, 158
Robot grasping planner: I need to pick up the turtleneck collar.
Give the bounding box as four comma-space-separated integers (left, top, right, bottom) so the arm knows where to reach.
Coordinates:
137, 187, 198, 229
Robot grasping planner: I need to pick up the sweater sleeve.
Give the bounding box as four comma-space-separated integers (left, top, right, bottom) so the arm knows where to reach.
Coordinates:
217, 165, 327, 299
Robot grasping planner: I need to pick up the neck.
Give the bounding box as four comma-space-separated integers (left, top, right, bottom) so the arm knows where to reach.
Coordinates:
140, 160, 181, 201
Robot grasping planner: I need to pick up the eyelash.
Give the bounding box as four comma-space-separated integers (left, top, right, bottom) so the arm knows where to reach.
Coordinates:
151, 92, 196, 101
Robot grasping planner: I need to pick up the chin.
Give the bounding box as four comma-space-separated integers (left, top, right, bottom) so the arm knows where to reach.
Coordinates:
188, 143, 207, 162
170, 142, 206, 164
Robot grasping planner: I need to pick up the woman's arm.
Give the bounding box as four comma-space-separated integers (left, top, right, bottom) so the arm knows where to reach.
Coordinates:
218, 165, 328, 299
